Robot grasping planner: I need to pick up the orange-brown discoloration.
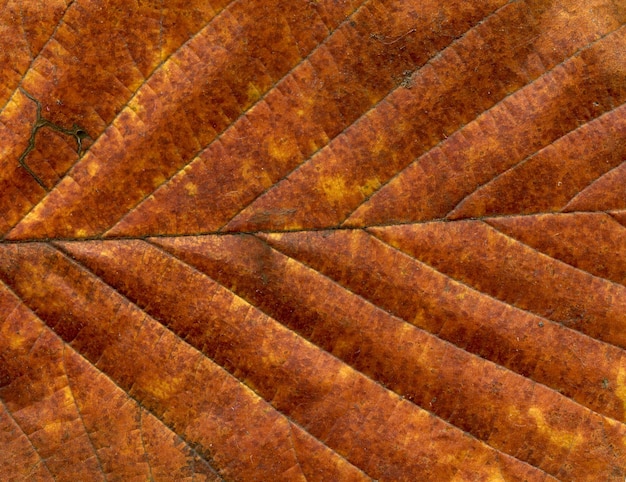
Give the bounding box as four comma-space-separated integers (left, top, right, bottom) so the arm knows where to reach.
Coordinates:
52, 238, 549, 480
2, 1, 625, 479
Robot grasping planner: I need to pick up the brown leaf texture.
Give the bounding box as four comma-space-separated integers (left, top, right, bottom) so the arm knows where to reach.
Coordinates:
0, 0, 625, 480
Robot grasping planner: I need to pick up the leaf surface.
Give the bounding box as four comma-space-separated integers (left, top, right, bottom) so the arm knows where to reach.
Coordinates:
1, 0, 626, 480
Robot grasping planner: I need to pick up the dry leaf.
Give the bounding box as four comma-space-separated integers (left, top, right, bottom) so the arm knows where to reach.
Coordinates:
1, 0, 625, 480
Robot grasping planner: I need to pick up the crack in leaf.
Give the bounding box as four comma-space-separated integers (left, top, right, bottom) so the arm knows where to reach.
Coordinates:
369, 27, 416, 45
17, 89, 90, 190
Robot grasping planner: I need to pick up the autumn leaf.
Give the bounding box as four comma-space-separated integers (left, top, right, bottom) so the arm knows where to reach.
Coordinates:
1, 0, 625, 480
